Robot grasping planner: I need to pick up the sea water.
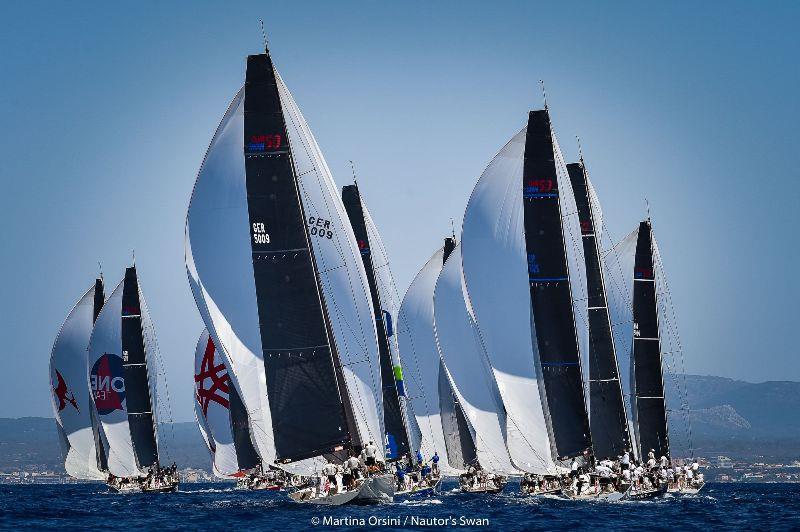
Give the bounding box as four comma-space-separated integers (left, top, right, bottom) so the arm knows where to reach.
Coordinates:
0, 480, 797, 530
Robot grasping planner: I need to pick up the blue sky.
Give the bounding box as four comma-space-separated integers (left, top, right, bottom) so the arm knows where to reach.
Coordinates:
1, 1, 797, 421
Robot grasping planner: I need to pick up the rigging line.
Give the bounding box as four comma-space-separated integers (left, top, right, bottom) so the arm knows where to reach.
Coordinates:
653, 237, 694, 456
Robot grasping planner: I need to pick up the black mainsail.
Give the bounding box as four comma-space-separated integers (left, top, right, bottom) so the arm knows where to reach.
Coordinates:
631, 220, 670, 459
121, 266, 159, 470
341, 184, 410, 460
522, 110, 592, 460
91, 277, 109, 473
243, 52, 351, 462
567, 161, 631, 460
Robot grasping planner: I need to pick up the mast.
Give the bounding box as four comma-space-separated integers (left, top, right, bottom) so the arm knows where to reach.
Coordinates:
567, 161, 631, 460
243, 52, 352, 462
522, 110, 592, 461
631, 220, 670, 458
341, 184, 410, 460
121, 266, 160, 470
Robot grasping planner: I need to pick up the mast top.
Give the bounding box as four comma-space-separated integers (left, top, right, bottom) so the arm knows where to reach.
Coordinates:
98, 261, 104, 282
576, 135, 585, 165
349, 160, 358, 188
259, 19, 270, 54
645, 198, 651, 222
539, 79, 548, 111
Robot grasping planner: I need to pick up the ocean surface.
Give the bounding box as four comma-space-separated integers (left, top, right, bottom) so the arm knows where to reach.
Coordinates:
0, 481, 797, 530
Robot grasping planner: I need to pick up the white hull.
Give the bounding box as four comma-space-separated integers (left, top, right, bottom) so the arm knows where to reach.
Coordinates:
289, 474, 394, 505
396, 477, 441, 498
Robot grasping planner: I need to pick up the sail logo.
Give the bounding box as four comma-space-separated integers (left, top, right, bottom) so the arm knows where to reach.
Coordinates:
357, 239, 370, 255
90, 353, 125, 415
307, 216, 333, 239
252, 222, 271, 245
246, 134, 282, 152
580, 220, 593, 235
634, 267, 654, 280
524, 179, 557, 199
195, 338, 230, 416
527, 253, 540, 274
53, 369, 79, 413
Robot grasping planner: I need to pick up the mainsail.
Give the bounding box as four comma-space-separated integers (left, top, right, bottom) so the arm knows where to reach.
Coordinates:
185, 49, 383, 471
631, 220, 670, 459
342, 184, 414, 460
433, 242, 516, 473
49, 279, 107, 480
194, 329, 259, 477
567, 161, 631, 460
88, 268, 161, 477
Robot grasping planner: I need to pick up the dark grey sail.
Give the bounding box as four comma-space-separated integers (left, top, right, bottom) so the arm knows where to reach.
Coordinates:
631, 220, 670, 459
121, 266, 159, 470
228, 378, 261, 471
567, 161, 631, 460
91, 277, 109, 473
438, 359, 477, 469
341, 184, 410, 460
522, 110, 592, 460
243, 52, 351, 463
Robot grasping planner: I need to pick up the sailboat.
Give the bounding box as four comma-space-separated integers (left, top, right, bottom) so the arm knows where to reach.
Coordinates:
397, 239, 465, 480
561, 159, 632, 499
88, 266, 178, 493
341, 183, 432, 496
193, 329, 287, 490
49, 278, 108, 481
184, 45, 390, 505
460, 108, 593, 497
606, 219, 701, 498
433, 240, 516, 494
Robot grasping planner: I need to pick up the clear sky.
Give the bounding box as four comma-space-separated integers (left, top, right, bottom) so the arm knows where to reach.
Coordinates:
1, 1, 797, 421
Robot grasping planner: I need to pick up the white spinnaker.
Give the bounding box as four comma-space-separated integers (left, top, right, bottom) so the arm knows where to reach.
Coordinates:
397, 246, 461, 474
433, 244, 517, 474
460, 127, 555, 474
49, 284, 106, 480
363, 203, 423, 453
87, 280, 141, 478
194, 329, 240, 478
603, 226, 639, 459
277, 73, 384, 455
185, 87, 276, 465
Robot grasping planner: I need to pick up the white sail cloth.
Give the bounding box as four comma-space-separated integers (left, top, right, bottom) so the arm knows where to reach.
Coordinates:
87, 280, 141, 477
397, 246, 461, 475
278, 72, 384, 454
49, 284, 106, 480
460, 127, 556, 474
186, 67, 384, 474
193, 329, 240, 478
433, 244, 517, 474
